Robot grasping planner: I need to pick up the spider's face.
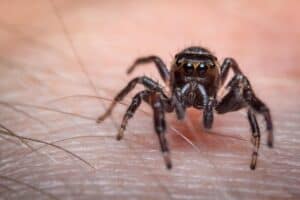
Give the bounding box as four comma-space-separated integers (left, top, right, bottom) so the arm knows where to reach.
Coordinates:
169, 47, 221, 96
174, 57, 217, 78
171, 55, 220, 89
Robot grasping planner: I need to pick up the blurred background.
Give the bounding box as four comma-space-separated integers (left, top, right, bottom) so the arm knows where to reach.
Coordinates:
0, 0, 300, 199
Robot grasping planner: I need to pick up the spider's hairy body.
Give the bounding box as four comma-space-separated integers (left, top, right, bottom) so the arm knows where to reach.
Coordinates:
97, 46, 273, 170
170, 46, 220, 109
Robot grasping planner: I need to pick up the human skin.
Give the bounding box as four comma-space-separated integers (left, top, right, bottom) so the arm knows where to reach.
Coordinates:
0, 0, 300, 199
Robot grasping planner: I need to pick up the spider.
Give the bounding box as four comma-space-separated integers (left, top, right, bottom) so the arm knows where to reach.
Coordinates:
97, 46, 273, 170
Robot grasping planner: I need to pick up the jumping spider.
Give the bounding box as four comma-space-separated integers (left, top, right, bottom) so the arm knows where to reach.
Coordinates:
97, 46, 273, 170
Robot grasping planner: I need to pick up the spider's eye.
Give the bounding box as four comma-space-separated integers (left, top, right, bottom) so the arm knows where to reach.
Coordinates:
197, 63, 208, 76
182, 62, 194, 75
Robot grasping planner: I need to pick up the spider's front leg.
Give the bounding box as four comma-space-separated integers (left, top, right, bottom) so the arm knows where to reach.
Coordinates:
216, 58, 273, 169
118, 90, 172, 169
148, 92, 172, 169
96, 75, 173, 169
127, 55, 170, 83
96, 76, 166, 123
116, 90, 151, 140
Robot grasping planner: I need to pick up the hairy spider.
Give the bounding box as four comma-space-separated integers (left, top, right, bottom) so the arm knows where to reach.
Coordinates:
97, 46, 273, 170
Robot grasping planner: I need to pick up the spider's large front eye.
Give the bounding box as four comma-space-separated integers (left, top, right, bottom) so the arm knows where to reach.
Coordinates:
197, 63, 208, 76
183, 62, 194, 75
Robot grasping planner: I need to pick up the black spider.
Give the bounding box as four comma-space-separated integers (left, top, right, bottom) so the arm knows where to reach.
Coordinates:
97, 46, 273, 170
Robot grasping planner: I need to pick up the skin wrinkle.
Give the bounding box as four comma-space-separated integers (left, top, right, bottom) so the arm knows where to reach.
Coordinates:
0, 107, 97, 175
0, 126, 89, 199
0, 86, 284, 199
1, 94, 260, 174
2, 94, 262, 162
48, 0, 174, 198
47, 94, 247, 200
0, 86, 296, 198
0, 128, 95, 169
0, 129, 58, 165
48, 94, 255, 199
47, 94, 256, 150
47, 94, 254, 145
50, 91, 239, 198
0, 102, 49, 128
0, 92, 274, 175
0, 124, 39, 154
0, 175, 59, 200
180, 113, 232, 200
48, 94, 266, 144
0, 183, 15, 196
56, 1, 185, 199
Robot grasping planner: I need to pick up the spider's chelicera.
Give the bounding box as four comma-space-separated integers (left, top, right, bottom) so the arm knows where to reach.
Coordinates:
97, 46, 273, 170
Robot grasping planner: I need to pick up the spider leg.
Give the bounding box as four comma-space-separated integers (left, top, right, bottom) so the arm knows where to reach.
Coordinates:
148, 92, 172, 169
117, 90, 172, 169
247, 109, 261, 170
117, 90, 151, 140
102, 76, 172, 169
97, 76, 166, 122
119, 90, 172, 169
127, 56, 170, 83
218, 57, 273, 147
243, 82, 273, 147
220, 57, 242, 84
217, 74, 273, 146
216, 74, 273, 169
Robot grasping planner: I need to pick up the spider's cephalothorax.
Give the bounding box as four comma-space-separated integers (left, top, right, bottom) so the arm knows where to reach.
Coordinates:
97, 46, 273, 170
170, 47, 220, 109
